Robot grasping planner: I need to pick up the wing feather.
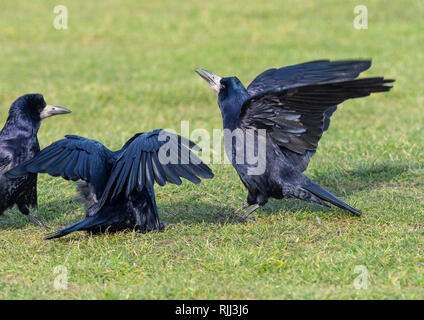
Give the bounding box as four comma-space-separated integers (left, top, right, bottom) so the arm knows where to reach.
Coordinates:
6, 136, 112, 198
247, 60, 372, 96
239, 77, 394, 154
99, 129, 213, 206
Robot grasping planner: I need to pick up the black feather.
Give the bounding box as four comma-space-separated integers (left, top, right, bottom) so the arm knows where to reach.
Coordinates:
7, 126, 213, 238
199, 59, 394, 219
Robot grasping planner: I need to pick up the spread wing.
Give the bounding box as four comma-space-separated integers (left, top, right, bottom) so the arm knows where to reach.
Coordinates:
238, 77, 394, 154
6, 135, 113, 198
246, 60, 372, 96
99, 129, 214, 206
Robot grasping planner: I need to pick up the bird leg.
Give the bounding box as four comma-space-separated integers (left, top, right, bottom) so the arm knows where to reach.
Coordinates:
234, 204, 261, 222
18, 204, 50, 230
28, 214, 50, 230
217, 203, 250, 219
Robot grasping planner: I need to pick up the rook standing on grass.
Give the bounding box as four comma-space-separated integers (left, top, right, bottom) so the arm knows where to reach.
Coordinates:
196, 60, 394, 220
0, 94, 71, 228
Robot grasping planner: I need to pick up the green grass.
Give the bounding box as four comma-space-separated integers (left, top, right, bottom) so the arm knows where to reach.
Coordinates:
0, 0, 423, 299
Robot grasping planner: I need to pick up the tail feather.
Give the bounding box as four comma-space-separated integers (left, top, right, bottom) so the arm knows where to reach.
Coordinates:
303, 181, 362, 216
137, 190, 161, 233
45, 214, 108, 240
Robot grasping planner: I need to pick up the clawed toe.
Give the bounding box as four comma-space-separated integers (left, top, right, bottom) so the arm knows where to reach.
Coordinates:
28, 214, 51, 230
231, 216, 256, 223
216, 212, 231, 220
159, 221, 173, 231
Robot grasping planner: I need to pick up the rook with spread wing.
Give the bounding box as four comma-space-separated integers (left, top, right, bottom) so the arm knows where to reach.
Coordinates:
196, 60, 394, 220
7, 129, 213, 239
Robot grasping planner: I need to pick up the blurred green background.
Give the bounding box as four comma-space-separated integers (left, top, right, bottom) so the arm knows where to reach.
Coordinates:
0, 0, 423, 299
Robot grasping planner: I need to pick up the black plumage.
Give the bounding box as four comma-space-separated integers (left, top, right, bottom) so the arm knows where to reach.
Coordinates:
7, 129, 213, 239
196, 60, 394, 220
0, 94, 71, 228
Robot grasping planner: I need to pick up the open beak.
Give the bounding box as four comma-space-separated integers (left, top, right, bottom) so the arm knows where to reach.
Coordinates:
195, 68, 222, 95
40, 105, 71, 119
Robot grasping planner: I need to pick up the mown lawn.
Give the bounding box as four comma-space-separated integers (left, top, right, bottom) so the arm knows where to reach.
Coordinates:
0, 0, 423, 299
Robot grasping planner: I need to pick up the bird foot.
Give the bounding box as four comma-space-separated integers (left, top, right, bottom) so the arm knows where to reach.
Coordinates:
159, 221, 173, 231
231, 215, 257, 223
216, 212, 232, 220
216, 203, 251, 220
230, 204, 261, 223
28, 214, 51, 230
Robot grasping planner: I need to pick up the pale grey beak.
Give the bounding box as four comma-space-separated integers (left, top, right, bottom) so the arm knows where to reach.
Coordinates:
40, 105, 71, 119
195, 68, 222, 95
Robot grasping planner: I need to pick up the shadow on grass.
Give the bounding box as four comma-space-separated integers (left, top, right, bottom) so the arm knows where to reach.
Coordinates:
159, 201, 229, 224
161, 162, 417, 223
0, 197, 83, 231
1, 162, 417, 234
309, 162, 415, 194
161, 198, 338, 225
